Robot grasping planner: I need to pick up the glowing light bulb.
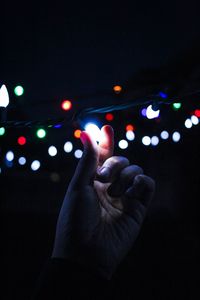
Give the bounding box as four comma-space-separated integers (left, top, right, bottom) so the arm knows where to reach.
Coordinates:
74, 149, 83, 159
146, 105, 160, 119
151, 136, 159, 146
61, 100, 72, 111
113, 85, 122, 93
160, 131, 169, 140
0, 85, 9, 107
191, 115, 199, 125
184, 119, 192, 129
48, 146, 57, 156
6, 151, 14, 161
18, 157, 26, 165
14, 85, 24, 96
17, 136, 26, 145
64, 141, 73, 153
172, 132, 181, 142
31, 160, 40, 171
84, 123, 102, 142
142, 136, 151, 146
126, 130, 135, 141
118, 139, 128, 149
36, 128, 46, 138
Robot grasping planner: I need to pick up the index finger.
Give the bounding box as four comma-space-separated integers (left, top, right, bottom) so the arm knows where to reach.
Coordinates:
98, 125, 114, 166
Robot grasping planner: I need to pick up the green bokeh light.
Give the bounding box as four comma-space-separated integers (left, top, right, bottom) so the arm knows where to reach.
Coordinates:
36, 128, 46, 138
14, 85, 24, 96
172, 103, 182, 110
0, 127, 5, 136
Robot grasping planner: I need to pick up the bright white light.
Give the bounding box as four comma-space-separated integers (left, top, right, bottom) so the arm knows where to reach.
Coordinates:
31, 160, 41, 171
142, 136, 151, 146
160, 130, 169, 139
146, 105, 160, 119
48, 146, 57, 157
118, 139, 128, 149
191, 115, 199, 125
126, 130, 135, 141
151, 136, 159, 146
74, 149, 83, 159
6, 151, 14, 161
184, 118, 192, 129
18, 157, 26, 165
172, 132, 181, 142
0, 85, 9, 107
64, 141, 73, 153
84, 123, 102, 142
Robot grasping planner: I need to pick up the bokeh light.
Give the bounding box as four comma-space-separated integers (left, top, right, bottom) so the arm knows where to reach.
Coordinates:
84, 123, 101, 142
126, 124, 135, 131
160, 131, 169, 139
14, 85, 24, 96
194, 109, 200, 118
64, 141, 73, 153
191, 115, 199, 125
31, 160, 40, 171
105, 113, 114, 121
151, 136, 159, 146
172, 103, 182, 110
113, 85, 122, 93
172, 132, 181, 142
6, 151, 14, 161
48, 146, 57, 156
74, 129, 82, 139
18, 157, 26, 165
146, 105, 160, 119
118, 139, 128, 149
36, 128, 46, 138
0, 127, 5, 136
61, 100, 72, 111
74, 149, 83, 159
184, 119, 192, 129
142, 136, 151, 146
17, 136, 26, 145
126, 130, 135, 141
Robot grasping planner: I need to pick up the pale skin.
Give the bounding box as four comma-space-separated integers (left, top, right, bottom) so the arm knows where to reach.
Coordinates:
52, 125, 155, 279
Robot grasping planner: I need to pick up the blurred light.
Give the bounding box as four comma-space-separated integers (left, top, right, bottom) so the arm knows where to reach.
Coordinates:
61, 100, 72, 111
6, 151, 14, 161
0, 127, 5, 136
191, 115, 199, 125
118, 139, 128, 149
74, 149, 83, 159
159, 92, 167, 98
184, 119, 192, 129
54, 124, 62, 128
31, 160, 40, 171
48, 146, 57, 156
142, 136, 151, 146
0, 167, 1, 174
126, 124, 135, 131
50, 172, 60, 182
5, 160, 13, 168
74, 129, 81, 139
36, 128, 46, 138
172, 103, 182, 110
84, 123, 101, 142
194, 109, 200, 118
113, 85, 122, 93
18, 157, 26, 165
172, 132, 181, 142
17, 136, 26, 145
0, 84, 9, 107
141, 108, 147, 117
14, 85, 24, 96
151, 136, 159, 146
105, 113, 114, 121
64, 141, 73, 153
126, 130, 135, 141
146, 105, 160, 119
160, 130, 169, 139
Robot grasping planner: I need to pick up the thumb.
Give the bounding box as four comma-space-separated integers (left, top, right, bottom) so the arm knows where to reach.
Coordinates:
71, 131, 99, 187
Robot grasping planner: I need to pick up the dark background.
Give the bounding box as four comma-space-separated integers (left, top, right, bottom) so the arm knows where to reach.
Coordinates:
1, 1, 200, 299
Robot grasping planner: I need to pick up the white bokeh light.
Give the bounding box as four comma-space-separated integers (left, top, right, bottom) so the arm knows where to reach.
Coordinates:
184, 118, 192, 129
118, 139, 128, 149
142, 136, 151, 146
151, 136, 159, 146
146, 105, 160, 119
64, 141, 73, 153
31, 160, 41, 171
48, 146, 57, 157
74, 149, 83, 159
191, 115, 199, 125
126, 130, 135, 141
0, 84, 9, 108
84, 123, 101, 142
172, 132, 181, 142
160, 130, 169, 139
6, 151, 14, 161
18, 157, 26, 165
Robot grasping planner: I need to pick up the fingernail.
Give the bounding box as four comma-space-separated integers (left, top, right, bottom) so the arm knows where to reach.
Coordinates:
98, 167, 110, 178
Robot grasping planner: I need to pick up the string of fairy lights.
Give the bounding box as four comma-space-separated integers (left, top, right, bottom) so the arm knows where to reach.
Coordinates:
0, 83, 200, 174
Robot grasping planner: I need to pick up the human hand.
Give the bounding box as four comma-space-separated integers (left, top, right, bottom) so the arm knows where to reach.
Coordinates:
52, 125, 155, 279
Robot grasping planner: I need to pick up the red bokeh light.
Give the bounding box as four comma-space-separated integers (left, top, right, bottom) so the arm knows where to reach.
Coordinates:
18, 136, 26, 145
194, 109, 200, 118
126, 124, 135, 131
61, 100, 72, 111
105, 113, 114, 121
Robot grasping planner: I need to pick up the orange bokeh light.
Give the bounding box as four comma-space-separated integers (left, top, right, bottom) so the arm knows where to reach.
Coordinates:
74, 129, 82, 138
126, 124, 135, 131
61, 100, 72, 111
113, 85, 122, 93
